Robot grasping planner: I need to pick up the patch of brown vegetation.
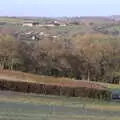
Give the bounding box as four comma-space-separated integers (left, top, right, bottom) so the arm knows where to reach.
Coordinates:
0, 70, 106, 89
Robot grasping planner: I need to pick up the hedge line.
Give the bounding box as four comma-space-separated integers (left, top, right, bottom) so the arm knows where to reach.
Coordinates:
0, 79, 111, 100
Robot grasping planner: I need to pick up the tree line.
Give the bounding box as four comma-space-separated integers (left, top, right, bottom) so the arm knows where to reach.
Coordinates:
1, 34, 120, 84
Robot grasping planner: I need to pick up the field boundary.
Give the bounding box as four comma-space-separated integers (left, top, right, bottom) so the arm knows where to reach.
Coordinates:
0, 79, 111, 100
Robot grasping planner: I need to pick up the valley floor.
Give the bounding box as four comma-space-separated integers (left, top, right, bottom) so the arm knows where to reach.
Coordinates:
0, 91, 119, 120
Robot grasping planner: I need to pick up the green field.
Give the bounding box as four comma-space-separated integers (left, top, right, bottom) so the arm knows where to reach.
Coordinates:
0, 71, 119, 120
0, 70, 119, 120
0, 17, 26, 23
0, 91, 119, 120
104, 25, 120, 31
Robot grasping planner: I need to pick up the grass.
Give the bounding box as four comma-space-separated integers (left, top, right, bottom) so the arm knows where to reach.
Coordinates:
0, 91, 119, 120
105, 25, 120, 31
102, 24, 120, 34
105, 83, 120, 90
0, 17, 26, 23
0, 70, 106, 89
0, 70, 119, 120
84, 80, 120, 90
0, 70, 72, 83
1, 92, 120, 110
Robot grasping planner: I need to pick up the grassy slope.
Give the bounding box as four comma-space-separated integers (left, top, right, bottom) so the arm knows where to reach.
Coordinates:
104, 25, 120, 31
0, 17, 114, 37
104, 83, 120, 90
0, 70, 72, 82
0, 70, 106, 89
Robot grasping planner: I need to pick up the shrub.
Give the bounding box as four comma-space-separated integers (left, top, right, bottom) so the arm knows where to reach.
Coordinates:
0, 79, 111, 100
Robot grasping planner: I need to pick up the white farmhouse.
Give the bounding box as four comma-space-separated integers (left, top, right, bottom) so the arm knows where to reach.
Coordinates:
22, 22, 33, 27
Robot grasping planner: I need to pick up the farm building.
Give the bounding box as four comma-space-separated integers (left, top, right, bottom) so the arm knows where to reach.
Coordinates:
22, 22, 33, 27
22, 22, 40, 27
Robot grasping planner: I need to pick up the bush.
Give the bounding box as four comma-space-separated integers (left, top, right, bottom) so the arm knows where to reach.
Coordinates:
0, 79, 111, 100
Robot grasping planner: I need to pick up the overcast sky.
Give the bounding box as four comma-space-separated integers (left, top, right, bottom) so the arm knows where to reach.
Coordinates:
0, 0, 120, 17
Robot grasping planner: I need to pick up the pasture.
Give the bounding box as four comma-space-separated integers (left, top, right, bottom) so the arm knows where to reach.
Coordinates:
0, 91, 120, 120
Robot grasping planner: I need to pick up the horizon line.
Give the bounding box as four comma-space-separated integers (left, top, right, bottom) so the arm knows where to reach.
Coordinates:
0, 15, 117, 18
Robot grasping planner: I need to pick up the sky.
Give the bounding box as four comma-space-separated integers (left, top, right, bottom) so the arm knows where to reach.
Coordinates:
0, 0, 120, 17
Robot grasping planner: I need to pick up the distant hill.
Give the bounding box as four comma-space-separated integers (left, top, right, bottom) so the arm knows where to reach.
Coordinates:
110, 15, 120, 21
